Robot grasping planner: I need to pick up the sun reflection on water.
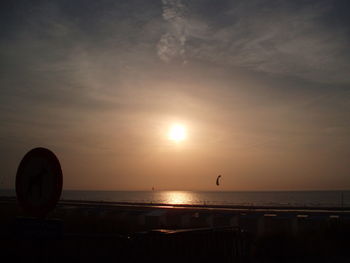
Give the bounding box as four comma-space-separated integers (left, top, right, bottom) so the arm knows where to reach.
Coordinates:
161, 191, 193, 205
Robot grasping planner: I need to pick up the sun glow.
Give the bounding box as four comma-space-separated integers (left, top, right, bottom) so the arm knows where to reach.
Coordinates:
168, 124, 186, 142
163, 191, 192, 205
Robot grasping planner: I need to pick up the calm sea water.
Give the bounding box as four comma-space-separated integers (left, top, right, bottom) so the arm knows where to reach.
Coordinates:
1, 189, 349, 207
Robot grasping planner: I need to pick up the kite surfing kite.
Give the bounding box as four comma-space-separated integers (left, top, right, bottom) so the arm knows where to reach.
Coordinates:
216, 175, 222, 186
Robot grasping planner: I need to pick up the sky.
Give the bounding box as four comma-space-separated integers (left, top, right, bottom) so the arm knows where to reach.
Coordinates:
1, 0, 350, 191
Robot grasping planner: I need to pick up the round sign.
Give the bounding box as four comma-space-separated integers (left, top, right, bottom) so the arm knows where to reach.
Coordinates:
16, 147, 63, 217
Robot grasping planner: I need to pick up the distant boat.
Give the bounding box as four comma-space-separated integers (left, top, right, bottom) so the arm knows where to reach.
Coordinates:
216, 175, 222, 186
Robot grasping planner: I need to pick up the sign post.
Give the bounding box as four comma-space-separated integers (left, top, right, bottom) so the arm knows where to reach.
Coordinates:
16, 147, 63, 218
15, 147, 63, 242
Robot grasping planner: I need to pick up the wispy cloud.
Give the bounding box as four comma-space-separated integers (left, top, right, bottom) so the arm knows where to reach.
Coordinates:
157, 0, 188, 63
157, 0, 350, 84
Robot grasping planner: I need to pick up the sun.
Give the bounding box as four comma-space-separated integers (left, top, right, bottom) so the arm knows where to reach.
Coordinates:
168, 124, 186, 142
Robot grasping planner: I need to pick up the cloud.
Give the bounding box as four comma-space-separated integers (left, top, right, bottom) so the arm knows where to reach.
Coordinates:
157, 0, 188, 63
158, 0, 350, 84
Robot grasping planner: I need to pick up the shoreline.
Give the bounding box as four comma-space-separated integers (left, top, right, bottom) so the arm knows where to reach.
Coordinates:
1, 196, 350, 213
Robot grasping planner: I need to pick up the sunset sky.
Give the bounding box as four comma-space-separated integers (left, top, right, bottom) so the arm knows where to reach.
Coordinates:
1, 0, 350, 191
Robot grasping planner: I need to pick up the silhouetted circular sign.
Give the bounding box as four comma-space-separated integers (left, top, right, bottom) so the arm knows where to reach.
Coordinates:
16, 147, 63, 217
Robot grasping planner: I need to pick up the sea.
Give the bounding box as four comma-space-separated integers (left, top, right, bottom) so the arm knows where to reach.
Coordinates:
1, 189, 349, 208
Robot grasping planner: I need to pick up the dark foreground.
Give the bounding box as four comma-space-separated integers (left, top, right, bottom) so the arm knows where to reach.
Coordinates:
1, 197, 350, 262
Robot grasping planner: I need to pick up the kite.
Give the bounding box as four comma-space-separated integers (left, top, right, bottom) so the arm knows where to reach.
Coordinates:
216, 175, 222, 186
